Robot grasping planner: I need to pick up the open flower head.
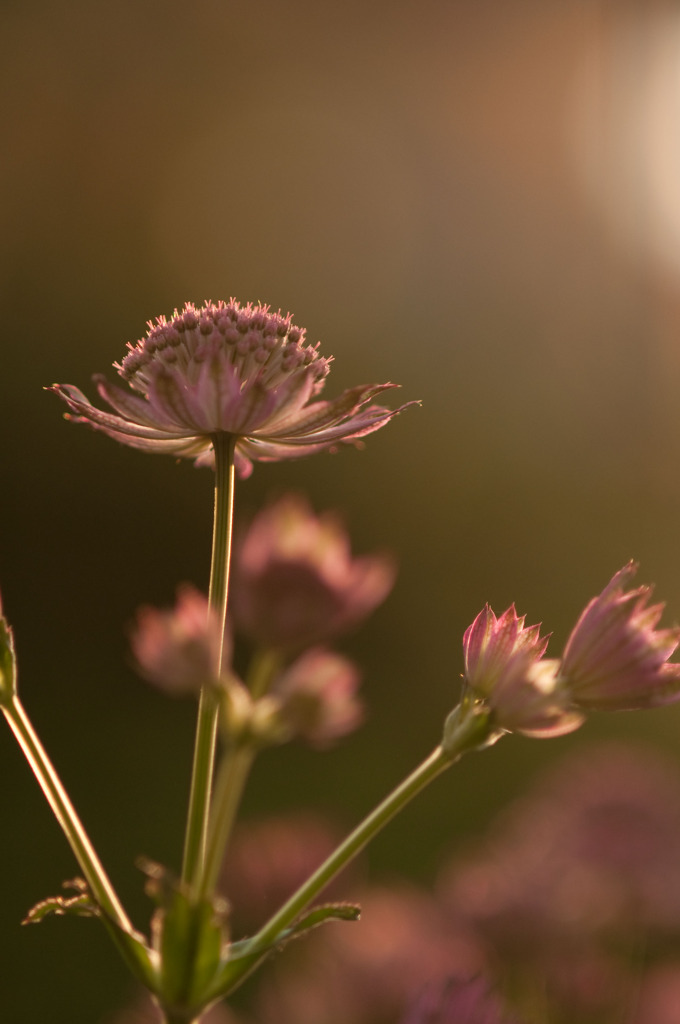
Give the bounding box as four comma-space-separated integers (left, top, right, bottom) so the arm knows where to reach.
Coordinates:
130, 584, 224, 695
561, 562, 680, 711
50, 300, 416, 479
463, 605, 582, 738
231, 493, 396, 650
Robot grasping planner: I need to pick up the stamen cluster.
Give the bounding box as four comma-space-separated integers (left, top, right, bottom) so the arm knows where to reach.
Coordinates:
117, 300, 331, 397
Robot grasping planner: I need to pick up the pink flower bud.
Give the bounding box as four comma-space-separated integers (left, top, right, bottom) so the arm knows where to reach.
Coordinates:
463, 605, 582, 738
463, 604, 549, 696
486, 657, 583, 739
561, 562, 680, 711
231, 494, 396, 651
274, 648, 364, 748
130, 585, 223, 695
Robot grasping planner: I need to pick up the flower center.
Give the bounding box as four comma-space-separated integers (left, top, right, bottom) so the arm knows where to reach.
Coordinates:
115, 300, 331, 395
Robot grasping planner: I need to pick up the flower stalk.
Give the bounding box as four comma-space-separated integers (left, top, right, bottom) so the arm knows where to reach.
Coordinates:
1, 694, 156, 985
210, 705, 492, 999
197, 648, 284, 901
182, 432, 237, 890
199, 743, 256, 901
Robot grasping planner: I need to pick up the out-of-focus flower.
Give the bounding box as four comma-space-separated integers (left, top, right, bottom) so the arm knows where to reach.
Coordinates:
255, 884, 482, 1024
561, 562, 680, 711
274, 648, 364, 748
400, 977, 523, 1024
50, 300, 415, 479
219, 813, 351, 935
462, 605, 582, 738
632, 965, 680, 1024
439, 742, 680, 1020
130, 585, 223, 695
231, 494, 396, 650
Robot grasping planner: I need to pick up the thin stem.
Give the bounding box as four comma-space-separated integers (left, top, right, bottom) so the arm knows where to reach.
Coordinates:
3, 696, 131, 930
1, 696, 157, 985
197, 649, 282, 900
208, 708, 492, 1001
243, 745, 450, 954
248, 648, 284, 700
206, 744, 454, 1001
182, 433, 237, 889
199, 743, 255, 899
243, 710, 489, 957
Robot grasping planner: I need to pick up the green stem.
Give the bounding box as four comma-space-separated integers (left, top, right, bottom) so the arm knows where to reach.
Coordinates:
3, 697, 130, 927
197, 649, 282, 900
2, 696, 156, 984
245, 746, 449, 949
248, 648, 284, 700
199, 743, 256, 900
211, 709, 492, 999
182, 433, 237, 889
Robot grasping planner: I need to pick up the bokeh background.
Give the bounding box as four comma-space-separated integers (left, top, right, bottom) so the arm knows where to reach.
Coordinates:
3, 0, 680, 1020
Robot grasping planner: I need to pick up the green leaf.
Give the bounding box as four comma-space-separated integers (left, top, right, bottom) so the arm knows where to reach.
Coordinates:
224, 901, 361, 962
283, 902, 361, 942
138, 858, 228, 1011
206, 901, 362, 1003
23, 877, 157, 991
23, 878, 100, 924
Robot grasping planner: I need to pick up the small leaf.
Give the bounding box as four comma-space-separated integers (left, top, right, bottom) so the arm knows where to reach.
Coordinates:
225, 902, 361, 961
207, 902, 361, 1005
23, 878, 100, 924
280, 902, 361, 944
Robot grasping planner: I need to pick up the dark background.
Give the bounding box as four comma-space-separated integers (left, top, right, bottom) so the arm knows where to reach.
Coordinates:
3, 1, 680, 1020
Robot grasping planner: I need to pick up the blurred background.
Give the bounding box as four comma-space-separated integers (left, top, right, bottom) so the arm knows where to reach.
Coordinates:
3, 0, 680, 1020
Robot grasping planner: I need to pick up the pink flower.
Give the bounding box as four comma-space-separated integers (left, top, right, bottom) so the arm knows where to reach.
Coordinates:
255, 884, 477, 1024
561, 562, 680, 711
274, 648, 364, 748
463, 605, 549, 695
462, 605, 582, 738
483, 657, 584, 739
231, 494, 396, 651
49, 300, 416, 479
130, 585, 223, 695
439, 743, 680, 1020
400, 978, 523, 1024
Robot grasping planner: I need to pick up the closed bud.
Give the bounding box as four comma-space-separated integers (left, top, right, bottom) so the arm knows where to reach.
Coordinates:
130, 585, 223, 696
231, 494, 396, 651
561, 563, 680, 711
274, 648, 364, 748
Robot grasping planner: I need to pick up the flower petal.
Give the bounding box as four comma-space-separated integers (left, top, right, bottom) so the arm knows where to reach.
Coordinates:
266, 383, 403, 438
49, 384, 195, 440
93, 375, 182, 432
